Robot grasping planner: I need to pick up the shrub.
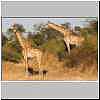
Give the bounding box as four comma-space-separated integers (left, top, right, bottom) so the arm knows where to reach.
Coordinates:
2, 42, 22, 63
41, 39, 66, 59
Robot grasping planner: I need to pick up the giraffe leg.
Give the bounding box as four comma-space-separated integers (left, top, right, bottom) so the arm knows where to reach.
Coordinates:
66, 42, 70, 55
36, 53, 41, 80
38, 60, 41, 80
24, 60, 28, 79
24, 50, 30, 79
64, 38, 70, 55
23, 50, 28, 74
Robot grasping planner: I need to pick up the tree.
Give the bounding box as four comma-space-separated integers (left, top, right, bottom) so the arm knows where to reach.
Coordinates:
7, 23, 26, 52
7, 23, 25, 40
73, 26, 81, 35
84, 19, 98, 33
31, 22, 67, 60
8, 24, 25, 33
74, 26, 81, 31
61, 22, 71, 30
2, 23, 26, 62
88, 19, 98, 32
2, 33, 8, 46
33, 23, 46, 33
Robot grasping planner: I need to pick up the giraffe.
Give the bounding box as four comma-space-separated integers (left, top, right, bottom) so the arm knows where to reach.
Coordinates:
47, 22, 84, 55
10, 24, 46, 80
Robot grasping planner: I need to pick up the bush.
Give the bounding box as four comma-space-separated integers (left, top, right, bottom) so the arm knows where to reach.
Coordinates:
63, 33, 97, 68
41, 39, 66, 58
2, 42, 22, 63
2, 50, 22, 63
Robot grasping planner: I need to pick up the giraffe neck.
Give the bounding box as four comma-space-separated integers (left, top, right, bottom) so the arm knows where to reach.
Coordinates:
48, 23, 70, 36
15, 32, 26, 50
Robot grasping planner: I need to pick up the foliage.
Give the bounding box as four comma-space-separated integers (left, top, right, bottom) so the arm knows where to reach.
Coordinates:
2, 23, 25, 62
29, 23, 66, 60
2, 41, 22, 63
2, 19, 98, 66
61, 22, 71, 29
6, 24, 25, 41
64, 34, 97, 68
41, 38, 66, 56
2, 33, 8, 46
8, 24, 25, 33
74, 26, 81, 31
87, 19, 98, 32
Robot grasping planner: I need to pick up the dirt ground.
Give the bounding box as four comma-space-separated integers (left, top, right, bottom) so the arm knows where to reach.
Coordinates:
2, 60, 98, 81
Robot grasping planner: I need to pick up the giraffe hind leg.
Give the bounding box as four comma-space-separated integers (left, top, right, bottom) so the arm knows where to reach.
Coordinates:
36, 53, 42, 80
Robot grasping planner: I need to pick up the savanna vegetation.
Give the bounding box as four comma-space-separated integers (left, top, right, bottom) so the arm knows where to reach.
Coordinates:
2, 19, 98, 80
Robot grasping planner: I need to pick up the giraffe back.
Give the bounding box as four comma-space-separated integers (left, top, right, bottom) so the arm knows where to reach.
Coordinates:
27, 48, 42, 58
64, 35, 84, 46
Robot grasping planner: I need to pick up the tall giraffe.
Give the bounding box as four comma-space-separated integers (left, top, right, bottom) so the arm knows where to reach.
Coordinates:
47, 22, 84, 55
10, 24, 43, 80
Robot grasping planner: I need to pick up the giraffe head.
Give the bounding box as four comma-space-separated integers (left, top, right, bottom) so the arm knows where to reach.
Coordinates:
10, 24, 19, 33
10, 24, 25, 33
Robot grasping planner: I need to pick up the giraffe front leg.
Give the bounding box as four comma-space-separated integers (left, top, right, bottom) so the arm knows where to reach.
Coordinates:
24, 52, 31, 79
24, 57, 29, 79
23, 50, 28, 74
66, 42, 70, 55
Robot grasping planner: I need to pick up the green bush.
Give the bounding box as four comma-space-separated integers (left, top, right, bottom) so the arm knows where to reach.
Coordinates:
2, 50, 22, 63
41, 39, 66, 58
2, 42, 22, 63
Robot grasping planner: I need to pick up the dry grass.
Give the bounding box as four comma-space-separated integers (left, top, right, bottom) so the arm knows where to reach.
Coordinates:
2, 52, 98, 81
